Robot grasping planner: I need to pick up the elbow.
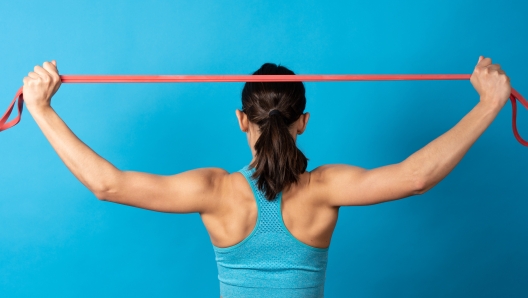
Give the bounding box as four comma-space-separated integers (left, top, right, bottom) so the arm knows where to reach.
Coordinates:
86, 169, 122, 201
92, 185, 111, 201
93, 190, 108, 201
93, 169, 122, 201
91, 178, 118, 201
412, 176, 429, 195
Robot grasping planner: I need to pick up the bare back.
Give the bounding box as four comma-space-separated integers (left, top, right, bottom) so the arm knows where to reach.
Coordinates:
200, 169, 340, 250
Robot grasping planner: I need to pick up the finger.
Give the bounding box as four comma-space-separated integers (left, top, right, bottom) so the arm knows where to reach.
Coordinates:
51, 60, 59, 74
43, 61, 60, 81
28, 71, 40, 79
478, 57, 492, 68
34, 65, 51, 79
43, 61, 58, 74
486, 64, 501, 71
486, 63, 501, 70
23, 76, 29, 85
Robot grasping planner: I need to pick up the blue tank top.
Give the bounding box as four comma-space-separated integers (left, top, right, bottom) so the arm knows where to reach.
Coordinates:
212, 165, 330, 298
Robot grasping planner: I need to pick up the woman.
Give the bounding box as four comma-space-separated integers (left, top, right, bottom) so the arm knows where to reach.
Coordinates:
22, 57, 510, 298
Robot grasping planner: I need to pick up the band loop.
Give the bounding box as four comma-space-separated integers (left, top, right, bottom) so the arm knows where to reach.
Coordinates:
510, 88, 528, 146
0, 87, 24, 132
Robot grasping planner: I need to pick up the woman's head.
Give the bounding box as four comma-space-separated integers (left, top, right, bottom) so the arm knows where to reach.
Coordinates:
235, 63, 310, 201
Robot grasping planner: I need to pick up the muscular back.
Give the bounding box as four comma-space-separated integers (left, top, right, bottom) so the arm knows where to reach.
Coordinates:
199, 159, 430, 250
200, 168, 340, 250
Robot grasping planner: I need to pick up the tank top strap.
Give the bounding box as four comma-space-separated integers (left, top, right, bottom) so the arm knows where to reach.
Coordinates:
238, 165, 284, 234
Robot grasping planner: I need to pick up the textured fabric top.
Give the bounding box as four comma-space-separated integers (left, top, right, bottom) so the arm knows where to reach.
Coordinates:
212, 165, 329, 298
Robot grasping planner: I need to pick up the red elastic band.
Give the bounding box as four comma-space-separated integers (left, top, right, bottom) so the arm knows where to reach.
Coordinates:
1, 74, 526, 146
0, 87, 23, 132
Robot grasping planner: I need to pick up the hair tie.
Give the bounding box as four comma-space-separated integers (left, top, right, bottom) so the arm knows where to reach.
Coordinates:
268, 109, 282, 117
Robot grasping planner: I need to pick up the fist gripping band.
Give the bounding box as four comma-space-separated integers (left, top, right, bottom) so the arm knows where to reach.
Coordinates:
0, 74, 526, 146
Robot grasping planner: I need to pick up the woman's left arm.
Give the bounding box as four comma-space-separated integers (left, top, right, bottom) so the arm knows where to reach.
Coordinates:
24, 61, 227, 213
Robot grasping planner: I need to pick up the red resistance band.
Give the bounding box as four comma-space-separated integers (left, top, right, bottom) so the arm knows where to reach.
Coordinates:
1, 74, 526, 146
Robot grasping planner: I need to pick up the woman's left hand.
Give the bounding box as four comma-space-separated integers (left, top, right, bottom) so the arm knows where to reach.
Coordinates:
23, 60, 61, 112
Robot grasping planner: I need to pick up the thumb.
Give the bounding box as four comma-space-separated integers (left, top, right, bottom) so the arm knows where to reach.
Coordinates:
51, 60, 57, 67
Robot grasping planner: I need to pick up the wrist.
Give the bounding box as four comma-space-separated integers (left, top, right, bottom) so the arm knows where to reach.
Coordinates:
26, 104, 54, 118
477, 97, 504, 114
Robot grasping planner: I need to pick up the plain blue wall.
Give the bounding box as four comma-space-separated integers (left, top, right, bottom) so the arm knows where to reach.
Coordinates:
1, 0, 527, 297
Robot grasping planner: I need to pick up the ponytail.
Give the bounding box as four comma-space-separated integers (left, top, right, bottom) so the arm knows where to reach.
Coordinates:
250, 110, 308, 201
241, 63, 308, 201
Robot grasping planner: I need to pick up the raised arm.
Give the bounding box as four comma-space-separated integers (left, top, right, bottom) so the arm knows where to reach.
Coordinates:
312, 56, 511, 207
23, 61, 227, 213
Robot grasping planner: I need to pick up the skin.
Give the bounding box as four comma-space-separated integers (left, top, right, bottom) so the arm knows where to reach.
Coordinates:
23, 58, 510, 295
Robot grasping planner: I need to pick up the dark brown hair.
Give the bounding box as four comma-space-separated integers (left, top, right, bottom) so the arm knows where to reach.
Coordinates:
241, 63, 308, 201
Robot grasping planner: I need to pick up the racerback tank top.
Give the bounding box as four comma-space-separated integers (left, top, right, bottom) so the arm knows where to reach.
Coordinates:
212, 165, 330, 298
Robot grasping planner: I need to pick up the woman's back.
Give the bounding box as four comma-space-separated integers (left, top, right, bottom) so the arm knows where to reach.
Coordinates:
204, 164, 339, 297
201, 166, 339, 251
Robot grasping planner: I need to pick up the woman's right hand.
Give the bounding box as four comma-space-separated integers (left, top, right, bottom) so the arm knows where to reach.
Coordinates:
23, 60, 61, 113
470, 56, 511, 110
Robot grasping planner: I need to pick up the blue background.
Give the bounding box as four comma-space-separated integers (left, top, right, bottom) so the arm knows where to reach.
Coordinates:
1, 0, 527, 297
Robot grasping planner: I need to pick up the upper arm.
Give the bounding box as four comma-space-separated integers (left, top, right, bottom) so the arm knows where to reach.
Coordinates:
310, 163, 425, 207
96, 167, 229, 214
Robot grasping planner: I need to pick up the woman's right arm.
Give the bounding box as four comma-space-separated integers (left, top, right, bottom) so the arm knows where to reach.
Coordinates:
312, 56, 512, 207
24, 61, 227, 214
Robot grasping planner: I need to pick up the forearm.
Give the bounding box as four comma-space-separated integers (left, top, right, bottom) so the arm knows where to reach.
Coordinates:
28, 106, 120, 197
403, 98, 501, 193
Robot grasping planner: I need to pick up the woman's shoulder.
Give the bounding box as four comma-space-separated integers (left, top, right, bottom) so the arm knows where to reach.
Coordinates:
306, 164, 367, 206
309, 164, 366, 184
